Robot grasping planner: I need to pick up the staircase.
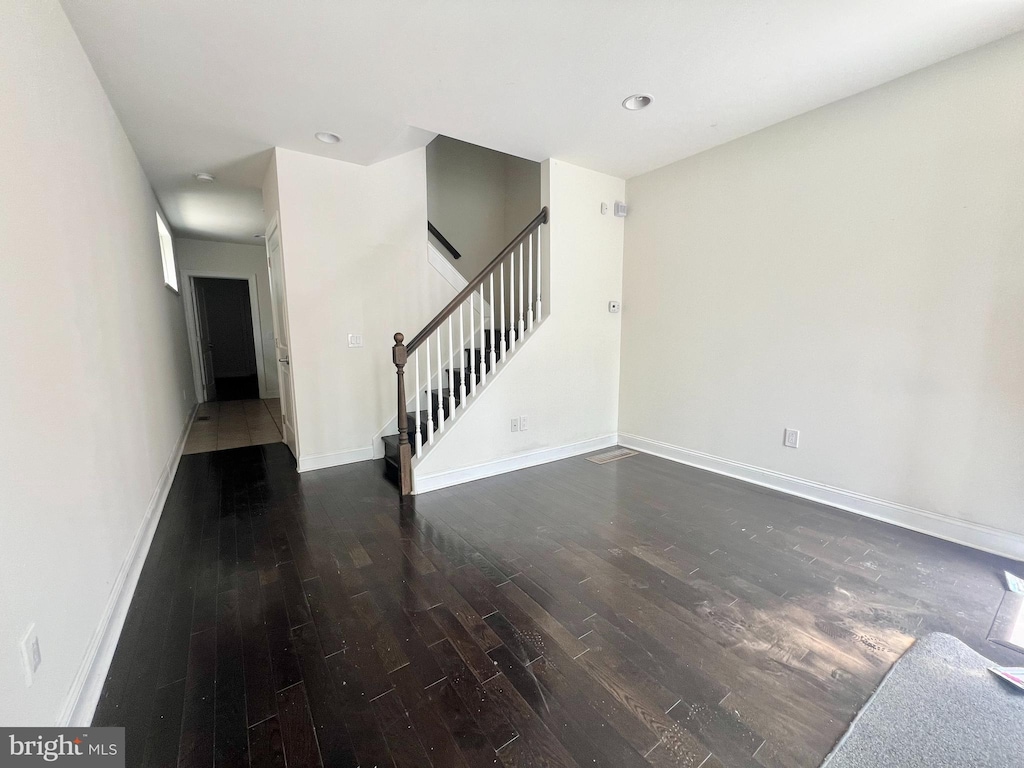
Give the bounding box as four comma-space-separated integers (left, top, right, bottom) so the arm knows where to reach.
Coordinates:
383, 208, 548, 494
382, 329, 519, 484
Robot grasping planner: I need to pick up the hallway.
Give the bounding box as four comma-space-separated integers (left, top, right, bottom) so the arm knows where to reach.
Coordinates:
91, 443, 1016, 768
183, 399, 283, 454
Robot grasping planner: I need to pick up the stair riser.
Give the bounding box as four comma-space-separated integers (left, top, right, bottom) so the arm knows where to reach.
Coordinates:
383, 455, 400, 484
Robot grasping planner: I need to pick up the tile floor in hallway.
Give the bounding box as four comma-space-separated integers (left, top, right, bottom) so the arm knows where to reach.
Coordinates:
183, 398, 283, 454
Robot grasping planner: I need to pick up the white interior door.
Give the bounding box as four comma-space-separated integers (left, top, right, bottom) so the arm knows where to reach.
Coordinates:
265, 217, 298, 457
192, 278, 217, 402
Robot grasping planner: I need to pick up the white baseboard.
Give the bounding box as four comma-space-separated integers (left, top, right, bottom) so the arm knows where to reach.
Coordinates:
57, 402, 198, 727
618, 433, 1024, 563
414, 434, 618, 495
297, 445, 374, 473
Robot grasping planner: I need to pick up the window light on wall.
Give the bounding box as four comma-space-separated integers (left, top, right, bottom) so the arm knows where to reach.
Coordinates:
156, 211, 178, 292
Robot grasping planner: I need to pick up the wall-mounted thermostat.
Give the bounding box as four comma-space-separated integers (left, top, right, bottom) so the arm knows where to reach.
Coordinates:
614, 201, 628, 217
608, 301, 621, 313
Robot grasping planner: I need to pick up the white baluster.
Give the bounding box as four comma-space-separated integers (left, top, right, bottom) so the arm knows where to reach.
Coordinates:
499, 261, 506, 356
435, 329, 444, 433
508, 252, 516, 354
468, 292, 475, 396
489, 272, 496, 371
458, 303, 466, 403
480, 283, 488, 386
447, 316, 456, 418
517, 242, 525, 339
527, 233, 534, 331
536, 227, 543, 322
424, 337, 434, 444
414, 348, 422, 454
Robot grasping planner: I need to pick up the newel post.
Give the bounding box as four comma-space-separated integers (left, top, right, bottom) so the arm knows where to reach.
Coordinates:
392, 332, 413, 496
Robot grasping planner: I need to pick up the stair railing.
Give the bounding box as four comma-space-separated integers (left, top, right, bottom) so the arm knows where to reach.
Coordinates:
427, 221, 463, 261
390, 207, 549, 495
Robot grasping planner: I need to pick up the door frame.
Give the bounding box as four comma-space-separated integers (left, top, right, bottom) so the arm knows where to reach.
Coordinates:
264, 213, 299, 458
182, 270, 269, 403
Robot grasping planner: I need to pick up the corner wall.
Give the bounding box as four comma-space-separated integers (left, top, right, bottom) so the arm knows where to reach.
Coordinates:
0, 0, 196, 725
426, 136, 541, 279
269, 147, 464, 470
413, 159, 624, 490
619, 33, 1024, 552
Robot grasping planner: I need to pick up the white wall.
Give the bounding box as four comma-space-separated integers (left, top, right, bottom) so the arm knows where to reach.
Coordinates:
0, 0, 195, 725
619, 32, 1024, 546
504, 154, 543, 241
269, 147, 461, 470
176, 238, 279, 398
413, 159, 624, 488
426, 136, 541, 280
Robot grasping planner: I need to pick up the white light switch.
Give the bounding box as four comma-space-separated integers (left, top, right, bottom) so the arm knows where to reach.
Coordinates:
784, 428, 800, 448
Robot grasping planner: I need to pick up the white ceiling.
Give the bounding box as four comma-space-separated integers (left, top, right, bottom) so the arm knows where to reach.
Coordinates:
61, 0, 1024, 245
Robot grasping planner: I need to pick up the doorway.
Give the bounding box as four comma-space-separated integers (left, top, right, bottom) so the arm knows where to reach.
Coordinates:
191, 277, 259, 401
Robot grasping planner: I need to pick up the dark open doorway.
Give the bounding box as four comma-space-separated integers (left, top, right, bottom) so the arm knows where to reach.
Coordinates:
192, 277, 259, 401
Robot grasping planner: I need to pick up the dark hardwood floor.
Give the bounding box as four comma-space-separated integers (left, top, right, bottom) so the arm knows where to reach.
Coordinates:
92, 443, 1022, 767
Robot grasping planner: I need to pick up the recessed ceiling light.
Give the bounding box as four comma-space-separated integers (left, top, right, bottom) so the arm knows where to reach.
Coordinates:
622, 94, 654, 111
193, 172, 215, 183
254, 233, 265, 239
314, 131, 342, 144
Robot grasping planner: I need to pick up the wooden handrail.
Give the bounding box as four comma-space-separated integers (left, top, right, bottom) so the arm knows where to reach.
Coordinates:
427, 221, 463, 260
389, 206, 548, 496
407, 207, 547, 353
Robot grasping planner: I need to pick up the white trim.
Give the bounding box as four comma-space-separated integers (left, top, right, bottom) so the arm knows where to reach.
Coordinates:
618, 433, 1024, 563
297, 446, 375, 473
58, 402, 198, 727
427, 243, 492, 317
414, 433, 618, 495
427, 242, 467, 291
181, 269, 269, 401
265, 213, 299, 459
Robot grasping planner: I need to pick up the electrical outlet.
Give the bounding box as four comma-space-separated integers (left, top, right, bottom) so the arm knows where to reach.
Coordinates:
510, 417, 519, 433
21, 624, 40, 687
520, 415, 528, 431
783, 428, 800, 448
347, 334, 363, 348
